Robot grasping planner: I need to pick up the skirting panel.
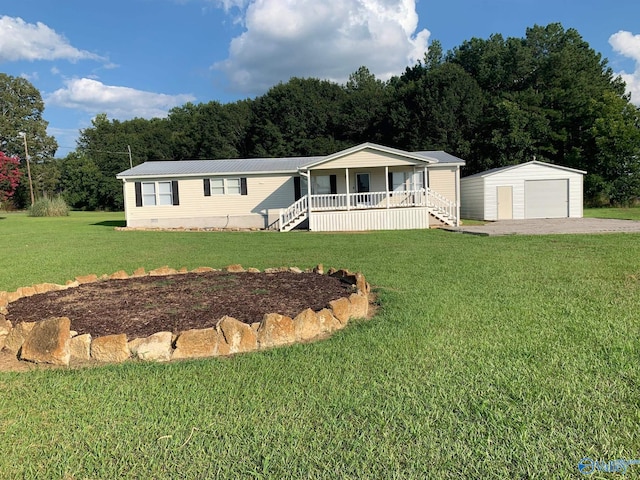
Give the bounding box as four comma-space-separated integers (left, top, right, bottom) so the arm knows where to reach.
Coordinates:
310, 208, 431, 232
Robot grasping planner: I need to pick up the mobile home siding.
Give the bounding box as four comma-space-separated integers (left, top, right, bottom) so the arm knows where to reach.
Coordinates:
428, 166, 457, 202
123, 174, 295, 228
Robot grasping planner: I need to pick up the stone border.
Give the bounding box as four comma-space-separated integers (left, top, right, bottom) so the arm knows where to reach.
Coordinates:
0, 264, 372, 368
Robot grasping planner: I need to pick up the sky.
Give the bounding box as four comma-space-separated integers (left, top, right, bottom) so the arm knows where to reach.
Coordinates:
1, 0, 639, 158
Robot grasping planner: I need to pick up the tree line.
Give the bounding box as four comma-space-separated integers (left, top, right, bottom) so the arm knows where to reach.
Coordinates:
2, 23, 639, 210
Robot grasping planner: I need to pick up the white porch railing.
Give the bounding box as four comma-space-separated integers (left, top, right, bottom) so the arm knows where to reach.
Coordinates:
310, 189, 431, 210
280, 188, 458, 230
425, 188, 457, 225
279, 195, 308, 232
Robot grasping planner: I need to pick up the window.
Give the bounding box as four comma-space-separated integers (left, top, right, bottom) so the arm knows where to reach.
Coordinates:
211, 178, 225, 195
135, 181, 179, 207
227, 178, 241, 195
158, 182, 173, 205
203, 177, 248, 196
392, 172, 407, 192
311, 175, 336, 194
142, 182, 157, 206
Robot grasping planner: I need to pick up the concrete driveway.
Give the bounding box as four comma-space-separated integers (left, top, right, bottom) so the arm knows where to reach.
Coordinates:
445, 218, 640, 236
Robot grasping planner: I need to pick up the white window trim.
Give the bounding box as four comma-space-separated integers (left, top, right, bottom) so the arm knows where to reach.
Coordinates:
141, 181, 174, 206
209, 177, 242, 195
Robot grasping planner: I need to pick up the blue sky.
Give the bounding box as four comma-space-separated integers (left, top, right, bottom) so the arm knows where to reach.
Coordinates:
1, 0, 639, 158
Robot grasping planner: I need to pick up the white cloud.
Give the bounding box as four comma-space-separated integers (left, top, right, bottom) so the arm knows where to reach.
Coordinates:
609, 30, 640, 106
0, 16, 104, 63
212, 0, 430, 94
45, 78, 196, 120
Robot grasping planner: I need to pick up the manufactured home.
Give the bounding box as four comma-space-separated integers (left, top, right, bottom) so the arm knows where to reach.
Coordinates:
460, 161, 585, 221
116, 143, 464, 232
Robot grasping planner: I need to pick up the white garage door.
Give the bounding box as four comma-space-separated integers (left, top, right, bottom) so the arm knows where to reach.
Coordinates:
525, 179, 569, 218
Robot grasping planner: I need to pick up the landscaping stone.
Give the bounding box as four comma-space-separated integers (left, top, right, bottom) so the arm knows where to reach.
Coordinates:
247, 268, 261, 273
3, 321, 35, 355
172, 327, 218, 360
293, 308, 322, 341
132, 267, 146, 277
33, 283, 62, 294
316, 308, 342, 332
17, 286, 37, 298
329, 297, 351, 324
225, 264, 245, 273
91, 334, 130, 363
109, 270, 129, 280
0, 291, 7, 308
217, 316, 257, 354
257, 313, 295, 349
313, 264, 324, 274
355, 272, 370, 295
20, 317, 71, 366
76, 274, 98, 284
70, 334, 92, 361
191, 266, 215, 273
149, 266, 178, 276
7, 291, 21, 303
129, 331, 172, 362
289, 267, 303, 274
0, 318, 12, 350
348, 293, 369, 319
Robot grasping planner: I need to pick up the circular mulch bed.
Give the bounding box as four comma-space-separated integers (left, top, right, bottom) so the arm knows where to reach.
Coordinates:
5, 271, 355, 340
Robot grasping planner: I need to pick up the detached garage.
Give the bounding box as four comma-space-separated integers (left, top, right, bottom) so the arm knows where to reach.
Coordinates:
460, 161, 585, 221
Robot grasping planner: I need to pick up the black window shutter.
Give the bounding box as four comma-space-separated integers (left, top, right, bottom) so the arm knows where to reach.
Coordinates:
388, 172, 393, 191
172, 180, 180, 205
203, 178, 211, 197
240, 177, 248, 195
329, 175, 337, 194
135, 182, 142, 207
294, 176, 301, 200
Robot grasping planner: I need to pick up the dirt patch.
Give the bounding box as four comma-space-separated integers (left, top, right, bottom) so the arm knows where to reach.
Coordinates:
5, 271, 355, 340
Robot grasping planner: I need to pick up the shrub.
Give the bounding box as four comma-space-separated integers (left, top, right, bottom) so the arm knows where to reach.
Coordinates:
28, 196, 70, 217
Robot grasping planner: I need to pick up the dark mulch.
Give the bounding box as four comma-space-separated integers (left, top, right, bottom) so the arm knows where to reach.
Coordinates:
6, 271, 355, 339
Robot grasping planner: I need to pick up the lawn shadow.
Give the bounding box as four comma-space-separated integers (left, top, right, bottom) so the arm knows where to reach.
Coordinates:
92, 220, 126, 227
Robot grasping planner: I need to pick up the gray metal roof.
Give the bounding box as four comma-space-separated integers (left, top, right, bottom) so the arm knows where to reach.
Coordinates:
117, 156, 323, 179
116, 144, 466, 179
413, 151, 466, 164
462, 160, 586, 179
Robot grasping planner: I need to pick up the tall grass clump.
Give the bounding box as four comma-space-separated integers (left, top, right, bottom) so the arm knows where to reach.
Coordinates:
28, 196, 70, 217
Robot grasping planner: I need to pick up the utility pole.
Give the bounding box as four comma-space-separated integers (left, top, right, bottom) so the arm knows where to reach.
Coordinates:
19, 132, 35, 206
127, 145, 133, 169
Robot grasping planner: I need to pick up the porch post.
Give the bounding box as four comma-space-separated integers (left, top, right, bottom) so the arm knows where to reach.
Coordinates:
385, 166, 389, 209
345, 168, 350, 211
304, 169, 311, 217
455, 166, 461, 227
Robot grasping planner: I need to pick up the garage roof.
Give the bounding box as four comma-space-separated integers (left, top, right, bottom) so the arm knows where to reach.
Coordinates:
463, 160, 586, 179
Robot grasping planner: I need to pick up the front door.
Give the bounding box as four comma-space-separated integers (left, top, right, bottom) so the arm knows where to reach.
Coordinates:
356, 173, 370, 205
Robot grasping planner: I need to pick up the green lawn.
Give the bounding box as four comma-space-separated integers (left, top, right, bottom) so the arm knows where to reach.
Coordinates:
1, 212, 640, 478
585, 206, 640, 221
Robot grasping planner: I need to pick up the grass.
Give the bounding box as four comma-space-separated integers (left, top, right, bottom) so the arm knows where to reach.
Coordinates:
584, 206, 640, 221
1, 211, 640, 478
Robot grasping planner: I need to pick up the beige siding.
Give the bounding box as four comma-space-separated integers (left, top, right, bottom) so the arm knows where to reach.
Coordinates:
428, 166, 457, 202
123, 174, 295, 228
313, 149, 422, 170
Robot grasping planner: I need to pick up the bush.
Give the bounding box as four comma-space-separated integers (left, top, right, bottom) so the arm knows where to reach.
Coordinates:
28, 196, 70, 217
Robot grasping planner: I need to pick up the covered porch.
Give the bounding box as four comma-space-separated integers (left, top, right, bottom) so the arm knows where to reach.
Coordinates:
279, 166, 459, 231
